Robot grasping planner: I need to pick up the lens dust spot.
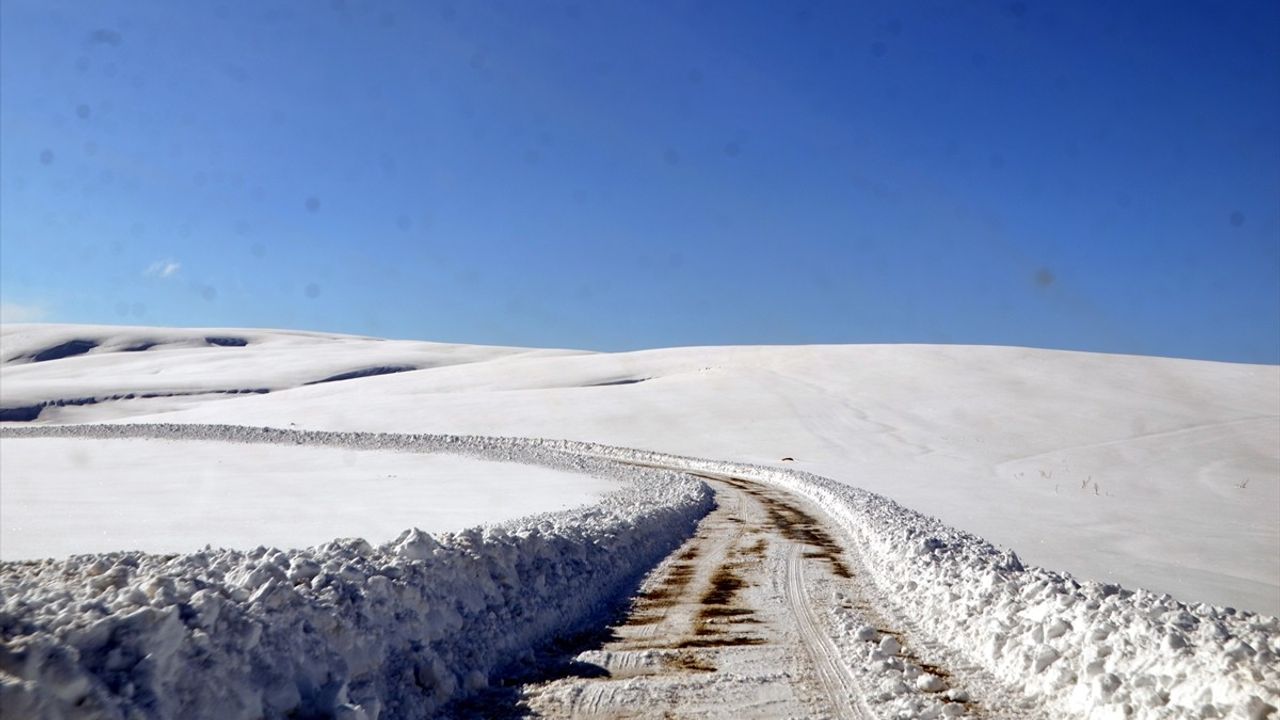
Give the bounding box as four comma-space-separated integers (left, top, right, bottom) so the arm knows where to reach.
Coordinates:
304, 283, 321, 299
1229, 211, 1245, 227
1034, 268, 1055, 288
89, 29, 123, 46
305, 196, 320, 213
39, 149, 54, 165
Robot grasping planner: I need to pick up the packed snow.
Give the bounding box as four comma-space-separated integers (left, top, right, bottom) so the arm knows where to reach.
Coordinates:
4, 323, 1274, 615
0, 437, 614, 559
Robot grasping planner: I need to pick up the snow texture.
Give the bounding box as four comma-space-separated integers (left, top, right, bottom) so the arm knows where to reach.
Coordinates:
4, 324, 1276, 616
569, 442, 1280, 720
0, 425, 711, 720
3, 423, 1277, 719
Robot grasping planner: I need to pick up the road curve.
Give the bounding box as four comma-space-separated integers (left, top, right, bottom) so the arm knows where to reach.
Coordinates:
1, 423, 1063, 719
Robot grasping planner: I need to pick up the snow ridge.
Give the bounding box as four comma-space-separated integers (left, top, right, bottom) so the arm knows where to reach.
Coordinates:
0, 425, 712, 720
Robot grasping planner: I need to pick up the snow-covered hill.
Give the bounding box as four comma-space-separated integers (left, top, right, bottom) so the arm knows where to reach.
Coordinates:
3, 324, 1278, 719
2, 323, 1277, 616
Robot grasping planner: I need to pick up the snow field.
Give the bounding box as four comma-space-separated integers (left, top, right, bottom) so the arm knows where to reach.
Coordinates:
0, 437, 615, 559
0, 427, 713, 719
5, 325, 1276, 616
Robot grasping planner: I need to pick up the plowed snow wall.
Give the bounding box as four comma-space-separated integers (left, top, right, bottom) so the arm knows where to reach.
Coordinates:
0, 425, 713, 720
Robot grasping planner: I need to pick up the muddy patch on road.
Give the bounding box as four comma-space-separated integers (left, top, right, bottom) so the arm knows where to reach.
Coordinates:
718, 477, 852, 579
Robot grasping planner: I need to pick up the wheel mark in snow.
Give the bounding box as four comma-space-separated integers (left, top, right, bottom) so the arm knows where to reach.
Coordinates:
727, 474, 987, 719
726, 469, 1050, 720
524, 477, 834, 718
714, 475, 852, 579
694, 473, 874, 718
674, 473, 917, 718
786, 544, 875, 720
619, 491, 747, 645
631, 503, 767, 650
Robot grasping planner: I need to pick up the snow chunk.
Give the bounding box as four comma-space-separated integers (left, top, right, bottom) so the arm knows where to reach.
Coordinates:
879, 635, 903, 656
916, 673, 945, 692
392, 528, 440, 561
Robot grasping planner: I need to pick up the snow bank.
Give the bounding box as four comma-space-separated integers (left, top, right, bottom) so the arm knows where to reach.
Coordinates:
0, 426, 712, 720
3, 423, 1276, 719
565, 442, 1280, 720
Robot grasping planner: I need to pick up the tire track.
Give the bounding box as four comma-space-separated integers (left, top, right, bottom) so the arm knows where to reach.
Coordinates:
786, 544, 875, 720
520, 475, 864, 719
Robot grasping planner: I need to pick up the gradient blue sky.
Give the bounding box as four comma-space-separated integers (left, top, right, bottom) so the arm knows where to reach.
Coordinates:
2, 0, 1278, 362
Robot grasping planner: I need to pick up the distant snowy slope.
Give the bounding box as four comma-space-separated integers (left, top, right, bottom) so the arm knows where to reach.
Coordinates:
0, 323, 585, 421
2, 323, 1277, 615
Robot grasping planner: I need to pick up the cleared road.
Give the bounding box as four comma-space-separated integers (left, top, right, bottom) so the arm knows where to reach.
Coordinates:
518, 473, 876, 719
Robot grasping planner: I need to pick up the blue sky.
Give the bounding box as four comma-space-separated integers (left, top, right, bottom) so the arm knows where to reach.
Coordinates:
2, 0, 1277, 362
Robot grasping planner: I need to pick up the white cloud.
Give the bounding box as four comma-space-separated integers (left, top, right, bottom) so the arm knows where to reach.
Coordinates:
0, 301, 48, 323
145, 259, 182, 278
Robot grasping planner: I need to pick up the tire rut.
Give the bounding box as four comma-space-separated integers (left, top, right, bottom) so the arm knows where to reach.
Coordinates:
517, 474, 869, 720
785, 544, 875, 719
